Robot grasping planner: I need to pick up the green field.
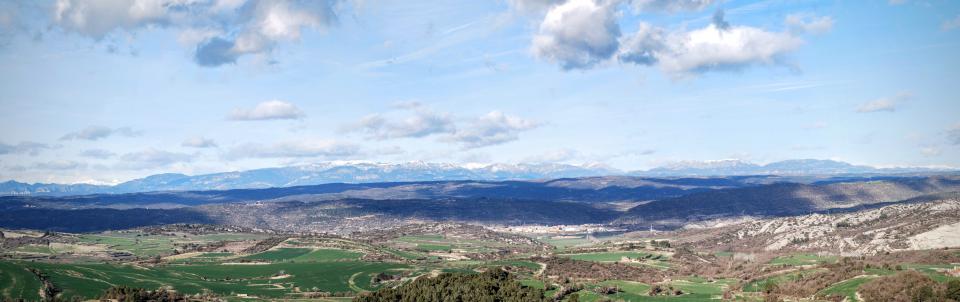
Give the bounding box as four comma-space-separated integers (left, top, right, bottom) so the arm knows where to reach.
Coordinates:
416, 243, 453, 252
768, 254, 837, 266
818, 275, 873, 301
742, 269, 825, 292
2, 260, 406, 299
0, 262, 43, 301
240, 248, 314, 261
292, 249, 364, 262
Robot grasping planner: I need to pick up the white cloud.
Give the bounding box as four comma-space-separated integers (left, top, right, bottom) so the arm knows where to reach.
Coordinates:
856, 92, 909, 113
507, 0, 564, 13
943, 15, 960, 31
0, 141, 53, 156
48, 0, 337, 67
785, 13, 834, 35
344, 104, 538, 149
631, 0, 715, 13
194, 0, 337, 66
79, 149, 116, 159
32, 159, 85, 170
343, 105, 456, 140
120, 148, 193, 169
60, 126, 141, 140
182, 136, 218, 148
921, 146, 941, 157
948, 123, 960, 145
229, 100, 305, 121
52, 0, 188, 39
531, 0, 621, 70
620, 11, 806, 76
447, 111, 540, 149
227, 140, 360, 159
617, 22, 664, 66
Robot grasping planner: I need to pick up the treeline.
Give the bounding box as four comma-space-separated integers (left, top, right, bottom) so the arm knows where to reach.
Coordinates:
354, 269, 546, 302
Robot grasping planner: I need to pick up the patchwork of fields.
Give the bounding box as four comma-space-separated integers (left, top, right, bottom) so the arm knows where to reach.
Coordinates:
2, 226, 959, 301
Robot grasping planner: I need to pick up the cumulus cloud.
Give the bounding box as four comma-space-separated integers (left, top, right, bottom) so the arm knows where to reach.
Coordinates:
617, 22, 665, 66
120, 149, 193, 169
181, 136, 218, 148
618, 11, 807, 75
0, 141, 53, 156
342, 104, 456, 140
227, 140, 359, 159
194, 0, 337, 66
60, 126, 141, 141
48, 0, 338, 67
79, 149, 116, 159
531, 0, 621, 70
631, 0, 715, 13
446, 111, 540, 149
856, 92, 909, 113
52, 0, 187, 39
229, 100, 305, 121
785, 13, 834, 34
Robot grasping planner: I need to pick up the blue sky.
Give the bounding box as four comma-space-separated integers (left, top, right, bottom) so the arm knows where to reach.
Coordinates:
0, 0, 958, 184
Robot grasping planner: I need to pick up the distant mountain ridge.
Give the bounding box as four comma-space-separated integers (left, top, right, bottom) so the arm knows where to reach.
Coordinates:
1, 159, 952, 196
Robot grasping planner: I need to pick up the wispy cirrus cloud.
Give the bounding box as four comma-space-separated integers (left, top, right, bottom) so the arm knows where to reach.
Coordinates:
229, 100, 305, 121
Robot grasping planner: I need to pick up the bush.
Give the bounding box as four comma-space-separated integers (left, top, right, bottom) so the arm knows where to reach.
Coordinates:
354, 268, 546, 302
858, 271, 941, 302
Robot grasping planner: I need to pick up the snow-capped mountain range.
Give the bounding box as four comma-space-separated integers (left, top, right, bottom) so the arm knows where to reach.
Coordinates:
0, 159, 952, 196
